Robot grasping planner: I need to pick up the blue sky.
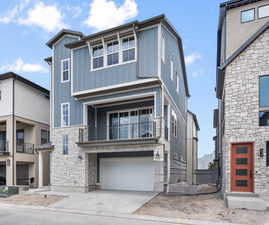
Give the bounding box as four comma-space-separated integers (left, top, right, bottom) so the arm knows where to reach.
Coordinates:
0, 0, 224, 157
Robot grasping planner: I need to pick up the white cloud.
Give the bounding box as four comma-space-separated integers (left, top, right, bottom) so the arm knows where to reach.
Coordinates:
84, 0, 138, 31
0, 58, 48, 73
0, 0, 30, 24
185, 53, 201, 65
18, 2, 67, 32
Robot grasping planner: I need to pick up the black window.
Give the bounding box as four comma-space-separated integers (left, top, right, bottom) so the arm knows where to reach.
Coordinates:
41, 129, 50, 145
259, 76, 269, 107
241, 8, 255, 23
63, 135, 68, 155
266, 141, 269, 166
259, 111, 269, 126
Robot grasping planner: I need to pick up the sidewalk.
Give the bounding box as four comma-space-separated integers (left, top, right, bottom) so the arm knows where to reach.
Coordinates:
0, 202, 244, 225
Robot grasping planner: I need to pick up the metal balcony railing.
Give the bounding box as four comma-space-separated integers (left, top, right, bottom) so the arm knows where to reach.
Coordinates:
79, 119, 161, 143
16, 143, 34, 154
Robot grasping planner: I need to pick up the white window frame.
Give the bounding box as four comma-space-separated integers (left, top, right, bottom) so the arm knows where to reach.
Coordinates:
258, 4, 269, 19
61, 59, 70, 83
176, 74, 179, 93
106, 40, 119, 66
171, 109, 177, 137
90, 35, 136, 71
91, 44, 104, 71
61, 102, 70, 127
161, 36, 165, 63
170, 60, 174, 80
106, 106, 154, 140
121, 35, 136, 64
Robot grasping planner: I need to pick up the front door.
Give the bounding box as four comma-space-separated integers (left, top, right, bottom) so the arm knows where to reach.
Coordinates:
231, 143, 254, 192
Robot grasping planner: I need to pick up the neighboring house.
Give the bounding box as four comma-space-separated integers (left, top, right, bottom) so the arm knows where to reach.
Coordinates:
186, 111, 199, 185
216, 0, 269, 199
45, 14, 190, 192
0, 72, 50, 187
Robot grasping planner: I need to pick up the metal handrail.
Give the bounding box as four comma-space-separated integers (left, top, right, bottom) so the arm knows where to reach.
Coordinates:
79, 119, 161, 143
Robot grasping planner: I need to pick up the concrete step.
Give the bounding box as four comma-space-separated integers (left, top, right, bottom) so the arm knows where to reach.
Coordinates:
227, 196, 268, 211
225, 192, 259, 198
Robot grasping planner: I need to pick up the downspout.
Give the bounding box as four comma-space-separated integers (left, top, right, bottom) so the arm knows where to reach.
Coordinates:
12, 78, 15, 185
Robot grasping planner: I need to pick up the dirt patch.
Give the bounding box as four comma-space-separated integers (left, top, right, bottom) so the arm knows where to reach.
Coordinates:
0, 194, 65, 207
135, 193, 269, 225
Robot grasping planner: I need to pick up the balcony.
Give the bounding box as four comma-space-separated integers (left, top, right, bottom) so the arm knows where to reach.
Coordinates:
16, 143, 35, 154
78, 119, 161, 147
0, 141, 9, 156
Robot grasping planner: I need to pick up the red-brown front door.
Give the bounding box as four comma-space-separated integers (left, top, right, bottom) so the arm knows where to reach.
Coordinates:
231, 143, 254, 192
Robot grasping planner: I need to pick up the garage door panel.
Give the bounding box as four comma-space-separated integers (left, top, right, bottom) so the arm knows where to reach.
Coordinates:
100, 157, 154, 191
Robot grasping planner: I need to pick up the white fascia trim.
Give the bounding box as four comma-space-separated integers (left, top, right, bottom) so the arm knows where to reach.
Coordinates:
72, 78, 159, 97
71, 50, 74, 93
51, 46, 55, 130
157, 24, 161, 78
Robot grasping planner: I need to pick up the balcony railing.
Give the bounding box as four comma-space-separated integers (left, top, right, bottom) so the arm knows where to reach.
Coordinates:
79, 119, 161, 144
16, 143, 34, 154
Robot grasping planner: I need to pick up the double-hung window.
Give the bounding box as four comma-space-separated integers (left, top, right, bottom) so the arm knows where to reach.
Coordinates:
266, 142, 269, 167
92, 45, 104, 69
259, 75, 269, 126
61, 59, 70, 82
171, 110, 177, 137
161, 36, 165, 62
61, 103, 70, 127
63, 135, 68, 155
122, 36, 135, 62
107, 40, 119, 66
170, 60, 174, 80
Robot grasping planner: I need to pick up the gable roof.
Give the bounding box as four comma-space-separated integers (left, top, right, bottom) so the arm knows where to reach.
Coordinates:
46, 29, 84, 48
219, 20, 269, 70
0, 72, 50, 96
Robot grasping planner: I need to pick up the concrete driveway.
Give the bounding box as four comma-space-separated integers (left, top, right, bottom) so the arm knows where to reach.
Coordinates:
45, 190, 158, 214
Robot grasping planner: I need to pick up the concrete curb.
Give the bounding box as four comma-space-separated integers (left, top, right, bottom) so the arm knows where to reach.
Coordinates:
0, 203, 244, 225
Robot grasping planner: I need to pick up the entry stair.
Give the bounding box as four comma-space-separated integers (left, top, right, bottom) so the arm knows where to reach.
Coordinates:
225, 192, 268, 211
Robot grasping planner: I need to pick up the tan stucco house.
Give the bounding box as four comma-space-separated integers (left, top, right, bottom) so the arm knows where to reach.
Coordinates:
0, 72, 50, 187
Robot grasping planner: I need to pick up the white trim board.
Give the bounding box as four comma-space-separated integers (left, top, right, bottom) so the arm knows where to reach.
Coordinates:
72, 78, 159, 97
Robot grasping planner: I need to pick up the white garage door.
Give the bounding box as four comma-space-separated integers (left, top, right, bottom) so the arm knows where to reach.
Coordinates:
100, 157, 154, 191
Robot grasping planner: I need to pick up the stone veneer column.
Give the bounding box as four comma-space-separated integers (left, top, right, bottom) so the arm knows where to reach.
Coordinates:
51, 126, 89, 192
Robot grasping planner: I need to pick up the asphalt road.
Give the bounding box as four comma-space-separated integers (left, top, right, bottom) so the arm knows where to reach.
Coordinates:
0, 206, 187, 225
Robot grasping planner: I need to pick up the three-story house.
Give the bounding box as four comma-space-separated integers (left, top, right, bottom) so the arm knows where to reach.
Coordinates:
46, 15, 190, 192
216, 0, 269, 208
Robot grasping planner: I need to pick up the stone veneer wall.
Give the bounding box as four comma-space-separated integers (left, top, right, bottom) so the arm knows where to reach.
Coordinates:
51, 126, 89, 192
222, 29, 269, 196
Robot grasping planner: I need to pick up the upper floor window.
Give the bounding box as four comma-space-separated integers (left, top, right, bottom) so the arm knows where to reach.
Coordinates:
61, 59, 70, 82
61, 103, 70, 127
161, 36, 165, 62
122, 36, 135, 62
170, 60, 174, 80
107, 40, 119, 66
258, 5, 269, 19
171, 110, 177, 137
266, 142, 269, 167
62, 135, 68, 155
92, 45, 104, 69
176, 74, 179, 93
41, 129, 50, 145
259, 75, 269, 107
0, 90, 2, 100
241, 8, 255, 23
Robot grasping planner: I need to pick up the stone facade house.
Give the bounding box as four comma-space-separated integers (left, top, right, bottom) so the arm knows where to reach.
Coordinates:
216, 0, 269, 207
45, 15, 192, 192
